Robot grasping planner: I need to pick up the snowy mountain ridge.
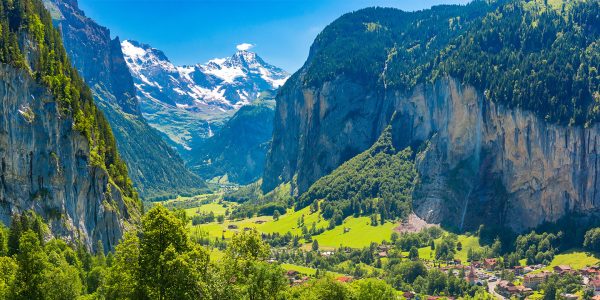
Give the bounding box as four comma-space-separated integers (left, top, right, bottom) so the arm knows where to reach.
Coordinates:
121, 40, 289, 112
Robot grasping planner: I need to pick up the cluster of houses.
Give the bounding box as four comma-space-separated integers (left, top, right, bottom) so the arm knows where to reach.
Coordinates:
284, 269, 310, 285
492, 264, 600, 299
431, 257, 600, 299
283, 269, 356, 286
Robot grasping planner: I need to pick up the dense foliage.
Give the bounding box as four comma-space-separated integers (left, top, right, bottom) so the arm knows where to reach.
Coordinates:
0, 208, 428, 300
513, 231, 561, 265
584, 227, 600, 253
436, 0, 600, 125
297, 0, 600, 126
300, 2, 494, 89
297, 127, 417, 226
0, 0, 137, 200
224, 181, 293, 220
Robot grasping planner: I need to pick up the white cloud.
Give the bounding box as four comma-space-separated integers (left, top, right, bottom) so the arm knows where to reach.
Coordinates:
236, 43, 254, 51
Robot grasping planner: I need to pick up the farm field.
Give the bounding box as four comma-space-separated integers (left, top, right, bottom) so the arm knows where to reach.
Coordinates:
310, 217, 396, 249
184, 202, 231, 216
258, 205, 328, 235
543, 251, 599, 270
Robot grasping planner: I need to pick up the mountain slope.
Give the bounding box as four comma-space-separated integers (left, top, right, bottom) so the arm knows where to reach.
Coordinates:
0, 0, 140, 252
46, 0, 205, 199
264, 3, 494, 194
189, 92, 276, 184
121, 40, 288, 153
297, 125, 417, 226
264, 0, 600, 232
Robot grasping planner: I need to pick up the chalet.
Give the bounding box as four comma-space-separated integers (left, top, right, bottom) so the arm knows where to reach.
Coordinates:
589, 279, 600, 295
378, 251, 388, 258
497, 280, 515, 292
377, 244, 391, 252
286, 270, 299, 277
291, 276, 309, 286
582, 266, 600, 276
553, 265, 574, 275
336, 276, 353, 283
484, 258, 498, 271
524, 271, 551, 289
227, 224, 238, 229
320, 251, 335, 257
561, 293, 579, 300
513, 266, 524, 276
497, 281, 532, 297
254, 220, 267, 224
516, 286, 533, 296
402, 291, 416, 299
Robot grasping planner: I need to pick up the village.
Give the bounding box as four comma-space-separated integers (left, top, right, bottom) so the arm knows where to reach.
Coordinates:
281, 247, 600, 300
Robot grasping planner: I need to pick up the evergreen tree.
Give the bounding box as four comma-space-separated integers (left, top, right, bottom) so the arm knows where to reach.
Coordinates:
312, 240, 320, 252
10, 231, 48, 300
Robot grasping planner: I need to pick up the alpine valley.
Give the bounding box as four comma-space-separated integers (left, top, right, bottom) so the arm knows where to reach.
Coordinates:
0, 0, 600, 299
121, 39, 289, 184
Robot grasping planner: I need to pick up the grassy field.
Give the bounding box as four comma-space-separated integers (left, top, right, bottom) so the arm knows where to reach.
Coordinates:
415, 234, 481, 262
258, 204, 328, 236
542, 251, 599, 270
455, 235, 480, 262
184, 202, 231, 217
281, 263, 317, 276
281, 263, 345, 278
418, 244, 435, 261
191, 216, 272, 240
311, 217, 396, 249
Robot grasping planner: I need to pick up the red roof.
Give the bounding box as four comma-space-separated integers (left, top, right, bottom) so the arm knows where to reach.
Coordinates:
336, 276, 353, 283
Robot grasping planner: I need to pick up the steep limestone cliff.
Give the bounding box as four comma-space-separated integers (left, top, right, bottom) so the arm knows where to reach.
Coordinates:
265, 73, 600, 232
393, 77, 600, 232
264, 2, 600, 232
0, 64, 137, 252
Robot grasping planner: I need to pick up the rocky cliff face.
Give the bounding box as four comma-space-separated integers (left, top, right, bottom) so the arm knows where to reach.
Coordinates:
265, 2, 600, 232
47, 0, 204, 199
405, 78, 600, 232
265, 74, 600, 232
0, 64, 136, 252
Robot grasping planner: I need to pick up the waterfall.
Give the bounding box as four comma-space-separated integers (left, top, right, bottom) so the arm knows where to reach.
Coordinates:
207, 122, 214, 137
459, 96, 483, 231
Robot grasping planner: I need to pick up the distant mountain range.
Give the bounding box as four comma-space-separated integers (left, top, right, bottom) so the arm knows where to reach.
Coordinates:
122, 40, 288, 112
122, 40, 289, 183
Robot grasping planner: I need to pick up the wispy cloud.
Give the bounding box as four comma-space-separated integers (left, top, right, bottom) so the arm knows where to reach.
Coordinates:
236, 43, 254, 51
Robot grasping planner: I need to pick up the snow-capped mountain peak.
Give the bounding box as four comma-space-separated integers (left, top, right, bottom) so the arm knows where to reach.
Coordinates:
122, 40, 289, 112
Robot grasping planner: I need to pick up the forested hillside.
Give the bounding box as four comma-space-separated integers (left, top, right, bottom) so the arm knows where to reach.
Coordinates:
0, 0, 137, 200
297, 126, 416, 228
189, 95, 276, 184
434, 0, 600, 125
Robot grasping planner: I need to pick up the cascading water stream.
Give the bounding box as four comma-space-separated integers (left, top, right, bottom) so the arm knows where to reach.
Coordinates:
459, 96, 483, 231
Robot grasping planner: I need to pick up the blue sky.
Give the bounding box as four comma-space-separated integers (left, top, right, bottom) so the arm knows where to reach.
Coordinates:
78, 0, 469, 73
